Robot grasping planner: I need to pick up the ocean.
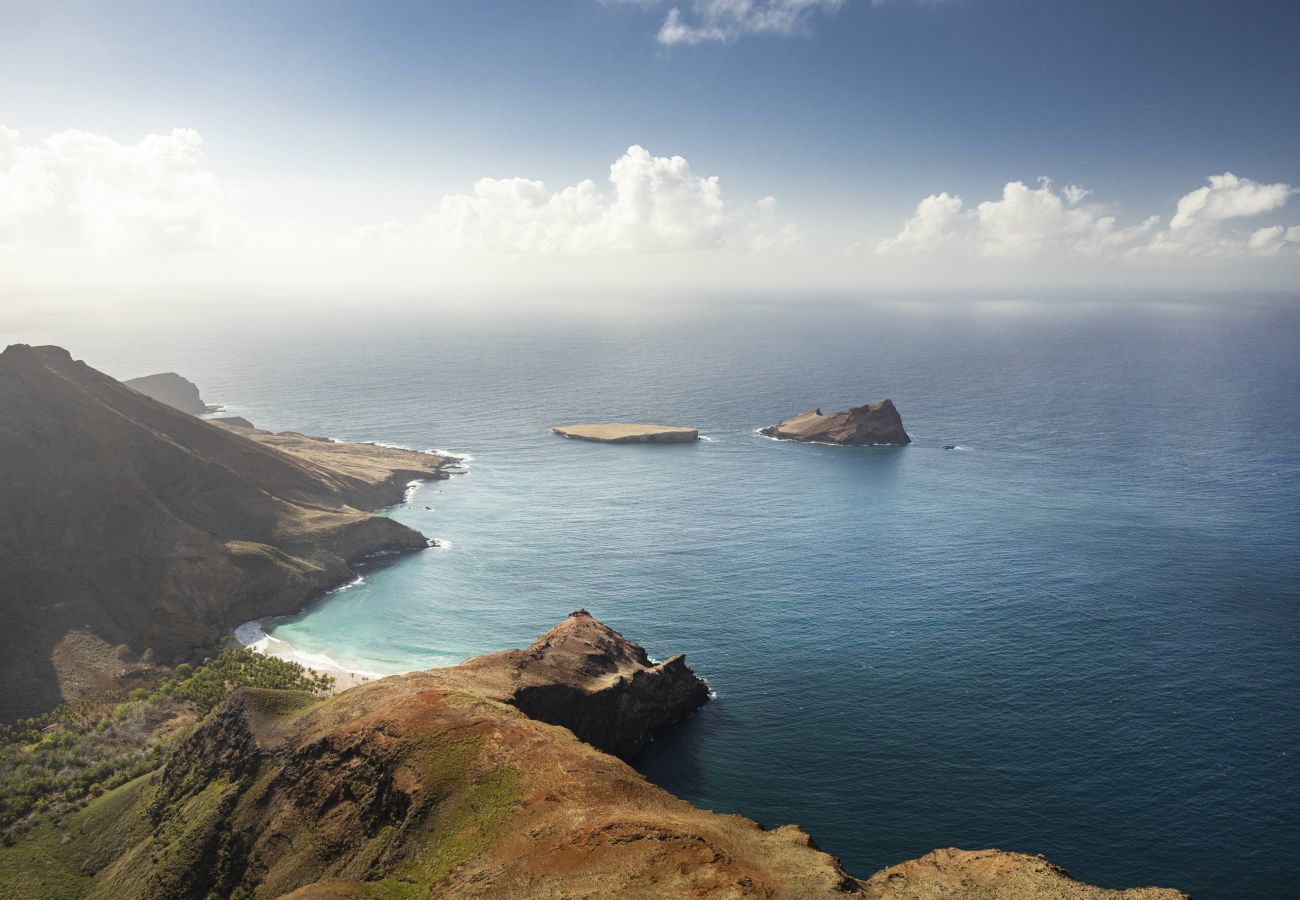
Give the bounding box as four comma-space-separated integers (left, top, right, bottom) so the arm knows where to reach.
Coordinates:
8, 292, 1298, 898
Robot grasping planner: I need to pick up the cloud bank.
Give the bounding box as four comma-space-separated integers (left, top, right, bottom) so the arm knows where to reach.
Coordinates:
351, 144, 794, 256
0, 124, 227, 251
879, 173, 1299, 259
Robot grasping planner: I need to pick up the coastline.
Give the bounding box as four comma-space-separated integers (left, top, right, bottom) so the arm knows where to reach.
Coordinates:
233, 617, 388, 693
233, 435, 469, 691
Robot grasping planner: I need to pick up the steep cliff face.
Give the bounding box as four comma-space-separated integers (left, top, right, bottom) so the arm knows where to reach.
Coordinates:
0, 345, 452, 719
762, 400, 911, 446
1, 615, 1188, 899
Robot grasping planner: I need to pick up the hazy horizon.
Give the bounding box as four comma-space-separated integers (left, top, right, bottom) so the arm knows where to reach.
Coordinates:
3, 0, 1299, 298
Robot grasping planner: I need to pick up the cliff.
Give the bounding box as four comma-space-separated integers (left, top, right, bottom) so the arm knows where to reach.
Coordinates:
0, 345, 454, 720
121, 371, 214, 415
762, 400, 911, 446
0, 612, 1188, 899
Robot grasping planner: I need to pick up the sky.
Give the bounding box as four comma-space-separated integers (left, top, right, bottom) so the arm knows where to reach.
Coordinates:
1, 0, 1298, 298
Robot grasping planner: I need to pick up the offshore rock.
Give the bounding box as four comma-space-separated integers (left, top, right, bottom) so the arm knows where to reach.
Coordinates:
762, 400, 911, 446
122, 371, 215, 415
552, 423, 699, 443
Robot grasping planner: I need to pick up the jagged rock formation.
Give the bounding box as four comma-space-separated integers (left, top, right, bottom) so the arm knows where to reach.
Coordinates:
553, 423, 699, 443
762, 400, 911, 446
0, 613, 1188, 899
121, 371, 215, 415
440, 609, 710, 759
0, 345, 455, 719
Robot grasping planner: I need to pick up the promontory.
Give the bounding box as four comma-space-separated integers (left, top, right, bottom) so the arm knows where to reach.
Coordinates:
553, 422, 699, 443
762, 399, 911, 446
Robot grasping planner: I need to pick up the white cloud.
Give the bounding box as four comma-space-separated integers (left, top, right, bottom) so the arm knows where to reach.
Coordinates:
386, 145, 792, 256
0, 124, 227, 251
877, 191, 965, 254
879, 172, 1297, 260
605, 0, 944, 45
1169, 172, 1292, 231
649, 0, 846, 45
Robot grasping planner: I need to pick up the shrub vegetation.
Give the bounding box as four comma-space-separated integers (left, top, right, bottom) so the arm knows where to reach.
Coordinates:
0, 649, 333, 842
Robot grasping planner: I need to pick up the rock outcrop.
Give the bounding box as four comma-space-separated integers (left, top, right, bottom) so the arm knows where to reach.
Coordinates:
441, 609, 711, 759
553, 423, 699, 443
121, 371, 215, 415
0, 345, 455, 719
0, 614, 1188, 899
860, 848, 1187, 899
762, 400, 911, 446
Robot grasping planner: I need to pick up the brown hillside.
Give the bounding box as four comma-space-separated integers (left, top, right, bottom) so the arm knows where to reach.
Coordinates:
0, 344, 451, 719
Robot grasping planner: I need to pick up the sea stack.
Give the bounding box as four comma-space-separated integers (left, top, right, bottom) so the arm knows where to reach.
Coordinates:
121, 371, 216, 415
762, 400, 911, 446
552, 423, 699, 444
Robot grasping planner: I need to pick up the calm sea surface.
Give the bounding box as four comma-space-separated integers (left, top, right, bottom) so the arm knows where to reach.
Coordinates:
8, 293, 1299, 898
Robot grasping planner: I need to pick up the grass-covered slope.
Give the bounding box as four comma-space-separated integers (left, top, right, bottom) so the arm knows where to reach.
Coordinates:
0, 615, 1189, 899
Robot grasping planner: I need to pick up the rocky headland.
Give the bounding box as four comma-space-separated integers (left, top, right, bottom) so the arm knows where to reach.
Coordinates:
121, 370, 218, 415
553, 422, 699, 443
0, 344, 456, 720
0, 610, 1187, 898
762, 400, 911, 446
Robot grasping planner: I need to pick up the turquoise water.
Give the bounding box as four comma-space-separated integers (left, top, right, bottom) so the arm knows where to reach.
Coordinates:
9, 294, 1299, 897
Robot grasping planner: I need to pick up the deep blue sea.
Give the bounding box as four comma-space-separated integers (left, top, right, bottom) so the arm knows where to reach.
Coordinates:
7, 293, 1299, 898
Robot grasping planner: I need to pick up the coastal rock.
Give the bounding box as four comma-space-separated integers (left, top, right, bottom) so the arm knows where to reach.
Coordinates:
0, 344, 453, 719
121, 371, 215, 415
761, 400, 911, 446
209, 414, 255, 429
7, 614, 1188, 899
860, 848, 1189, 899
443, 609, 710, 759
553, 423, 699, 443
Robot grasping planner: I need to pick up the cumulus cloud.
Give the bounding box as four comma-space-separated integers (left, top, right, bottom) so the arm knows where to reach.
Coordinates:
879, 172, 1298, 260
0, 124, 227, 251
360, 145, 793, 257
1168, 172, 1292, 231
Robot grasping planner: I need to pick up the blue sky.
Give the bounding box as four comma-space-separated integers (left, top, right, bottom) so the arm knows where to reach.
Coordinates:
2, 0, 1298, 293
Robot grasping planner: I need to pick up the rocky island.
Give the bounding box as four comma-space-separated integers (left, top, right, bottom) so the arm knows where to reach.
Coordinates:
762, 399, 911, 446
553, 422, 699, 443
121, 370, 219, 415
